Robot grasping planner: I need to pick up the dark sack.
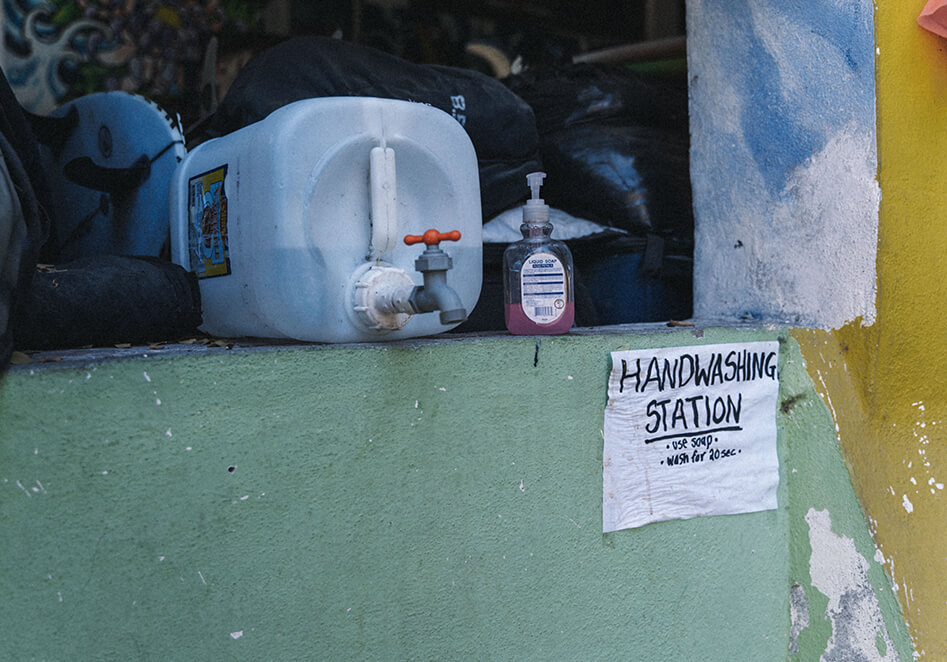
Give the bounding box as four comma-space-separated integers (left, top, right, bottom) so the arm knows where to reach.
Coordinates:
539, 122, 693, 239
14, 255, 202, 350
0, 68, 51, 369
505, 63, 689, 136
204, 36, 542, 219
506, 63, 692, 241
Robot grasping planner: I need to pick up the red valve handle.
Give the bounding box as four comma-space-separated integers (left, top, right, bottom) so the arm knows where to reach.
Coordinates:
404, 229, 462, 246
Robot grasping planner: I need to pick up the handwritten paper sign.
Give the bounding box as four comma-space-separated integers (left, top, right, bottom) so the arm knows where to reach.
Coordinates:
602, 341, 780, 532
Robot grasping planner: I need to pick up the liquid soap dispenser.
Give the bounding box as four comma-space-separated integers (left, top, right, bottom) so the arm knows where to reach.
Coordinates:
503, 172, 574, 335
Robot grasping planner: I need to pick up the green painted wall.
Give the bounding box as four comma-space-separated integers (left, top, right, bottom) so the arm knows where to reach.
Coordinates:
0, 328, 910, 660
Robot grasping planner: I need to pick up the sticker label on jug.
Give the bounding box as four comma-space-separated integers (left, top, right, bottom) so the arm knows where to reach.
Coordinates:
187, 165, 231, 279
520, 251, 566, 324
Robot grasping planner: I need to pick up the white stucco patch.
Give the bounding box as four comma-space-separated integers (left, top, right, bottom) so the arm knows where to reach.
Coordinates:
806, 508, 897, 661
902, 494, 913, 514
693, 121, 879, 328
769, 127, 879, 326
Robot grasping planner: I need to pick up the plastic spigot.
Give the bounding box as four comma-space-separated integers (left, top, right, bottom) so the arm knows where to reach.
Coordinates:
403, 229, 462, 246
401, 228, 466, 325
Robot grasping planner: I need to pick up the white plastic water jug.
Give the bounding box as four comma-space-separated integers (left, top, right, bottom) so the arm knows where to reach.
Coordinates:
170, 97, 483, 343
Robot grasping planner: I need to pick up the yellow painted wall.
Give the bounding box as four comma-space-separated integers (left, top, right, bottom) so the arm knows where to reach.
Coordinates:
796, 4, 947, 657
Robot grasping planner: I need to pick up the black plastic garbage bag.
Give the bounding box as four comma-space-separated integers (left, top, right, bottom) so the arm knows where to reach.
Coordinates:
505, 63, 692, 239
201, 36, 542, 220
505, 63, 689, 136
13, 255, 202, 350
0, 68, 51, 369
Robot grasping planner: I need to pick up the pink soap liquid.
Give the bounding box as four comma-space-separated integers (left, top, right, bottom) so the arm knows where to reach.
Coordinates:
505, 302, 575, 335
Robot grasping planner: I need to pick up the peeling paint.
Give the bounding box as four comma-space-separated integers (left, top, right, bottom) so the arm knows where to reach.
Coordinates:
790, 583, 810, 655
806, 508, 897, 661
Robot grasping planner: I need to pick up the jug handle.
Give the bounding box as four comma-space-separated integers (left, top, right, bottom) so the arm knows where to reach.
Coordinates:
369, 146, 397, 257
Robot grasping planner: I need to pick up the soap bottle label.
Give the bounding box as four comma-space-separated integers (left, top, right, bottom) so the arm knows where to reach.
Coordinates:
520, 251, 567, 324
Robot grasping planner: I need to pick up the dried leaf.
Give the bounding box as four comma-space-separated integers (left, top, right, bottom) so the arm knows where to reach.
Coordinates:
9, 351, 31, 365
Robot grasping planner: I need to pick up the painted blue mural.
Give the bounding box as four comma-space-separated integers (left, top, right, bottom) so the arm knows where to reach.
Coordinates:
707, 0, 876, 197
689, 0, 879, 328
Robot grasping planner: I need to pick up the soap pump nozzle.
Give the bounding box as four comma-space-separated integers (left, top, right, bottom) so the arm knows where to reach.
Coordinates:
524, 171, 549, 224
